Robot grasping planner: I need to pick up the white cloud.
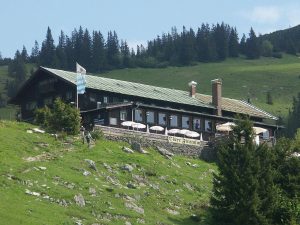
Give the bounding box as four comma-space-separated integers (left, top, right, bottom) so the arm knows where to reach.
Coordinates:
248, 6, 281, 24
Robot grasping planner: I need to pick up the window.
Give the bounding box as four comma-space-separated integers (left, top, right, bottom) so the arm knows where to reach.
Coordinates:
146, 111, 154, 124
113, 97, 119, 102
182, 116, 189, 129
66, 91, 72, 100
193, 118, 201, 130
120, 110, 127, 121
158, 113, 166, 125
89, 93, 96, 102
103, 96, 108, 103
123, 99, 129, 103
205, 119, 212, 132
135, 109, 143, 122
170, 114, 178, 127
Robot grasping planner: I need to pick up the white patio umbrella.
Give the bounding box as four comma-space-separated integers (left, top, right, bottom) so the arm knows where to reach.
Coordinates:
168, 128, 180, 135
165, 127, 168, 136
132, 122, 146, 130
200, 133, 203, 141
185, 131, 200, 138
150, 125, 164, 133
216, 122, 236, 132
179, 129, 190, 135
121, 121, 136, 129
253, 127, 268, 135
146, 124, 150, 133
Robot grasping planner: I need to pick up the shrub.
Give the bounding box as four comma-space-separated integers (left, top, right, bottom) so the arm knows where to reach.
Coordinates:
34, 98, 81, 135
90, 129, 104, 140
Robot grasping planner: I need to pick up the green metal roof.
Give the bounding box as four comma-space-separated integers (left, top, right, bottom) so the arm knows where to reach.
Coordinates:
41, 67, 277, 120
42, 67, 211, 108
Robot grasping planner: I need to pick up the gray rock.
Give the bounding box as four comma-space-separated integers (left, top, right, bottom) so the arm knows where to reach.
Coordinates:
84, 159, 97, 171
125, 222, 132, 225
122, 146, 134, 153
137, 218, 145, 224
127, 183, 137, 189
156, 146, 174, 159
121, 164, 134, 172
125, 202, 144, 214
131, 142, 142, 151
89, 187, 96, 196
83, 170, 91, 176
74, 193, 85, 207
166, 208, 180, 215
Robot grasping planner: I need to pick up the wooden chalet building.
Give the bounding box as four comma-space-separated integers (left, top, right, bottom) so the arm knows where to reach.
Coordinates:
10, 67, 279, 140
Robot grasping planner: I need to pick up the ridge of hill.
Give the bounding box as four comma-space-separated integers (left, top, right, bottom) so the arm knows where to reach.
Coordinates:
0, 121, 216, 225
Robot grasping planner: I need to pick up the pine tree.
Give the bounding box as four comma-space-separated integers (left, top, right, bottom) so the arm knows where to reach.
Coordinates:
30, 40, 40, 63
40, 27, 57, 67
21, 46, 28, 62
56, 30, 68, 69
213, 23, 229, 60
80, 29, 92, 69
245, 28, 260, 59
228, 28, 239, 57
91, 31, 106, 72
106, 31, 120, 68
239, 34, 247, 55
120, 40, 131, 68
286, 93, 300, 137
211, 118, 278, 225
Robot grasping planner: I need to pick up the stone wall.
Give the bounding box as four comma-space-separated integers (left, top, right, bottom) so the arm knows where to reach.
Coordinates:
95, 125, 216, 161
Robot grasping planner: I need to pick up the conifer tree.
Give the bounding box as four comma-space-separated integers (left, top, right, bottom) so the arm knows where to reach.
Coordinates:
30, 40, 40, 63
228, 28, 239, 57
239, 34, 247, 55
91, 31, 106, 72
211, 118, 278, 225
56, 31, 68, 69
21, 46, 28, 62
40, 27, 56, 67
245, 28, 260, 59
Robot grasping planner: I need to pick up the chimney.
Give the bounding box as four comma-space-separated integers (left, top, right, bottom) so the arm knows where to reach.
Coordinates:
188, 81, 197, 98
211, 79, 222, 116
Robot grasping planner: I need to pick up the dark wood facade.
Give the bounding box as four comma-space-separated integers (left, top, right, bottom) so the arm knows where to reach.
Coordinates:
11, 68, 278, 140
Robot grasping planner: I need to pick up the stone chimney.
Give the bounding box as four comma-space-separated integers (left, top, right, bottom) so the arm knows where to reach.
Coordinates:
211, 79, 222, 116
188, 81, 197, 98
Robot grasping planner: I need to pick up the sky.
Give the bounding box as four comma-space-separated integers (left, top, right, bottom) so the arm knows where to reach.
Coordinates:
1, 0, 300, 58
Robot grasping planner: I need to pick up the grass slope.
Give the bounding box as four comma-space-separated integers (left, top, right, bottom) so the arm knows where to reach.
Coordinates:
0, 121, 216, 225
100, 55, 300, 117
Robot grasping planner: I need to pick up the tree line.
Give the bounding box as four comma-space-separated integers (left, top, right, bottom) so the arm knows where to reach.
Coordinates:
5, 23, 290, 74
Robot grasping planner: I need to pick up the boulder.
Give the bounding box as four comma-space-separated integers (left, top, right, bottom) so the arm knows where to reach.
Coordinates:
125, 202, 144, 214
121, 164, 134, 172
84, 159, 97, 171
74, 193, 85, 207
156, 146, 174, 159
122, 146, 134, 154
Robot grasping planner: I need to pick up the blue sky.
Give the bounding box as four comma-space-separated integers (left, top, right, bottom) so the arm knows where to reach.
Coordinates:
1, 0, 300, 58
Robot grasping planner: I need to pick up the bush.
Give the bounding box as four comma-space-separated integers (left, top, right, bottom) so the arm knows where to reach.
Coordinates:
272, 52, 283, 58
34, 98, 81, 135
90, 129, 104, 140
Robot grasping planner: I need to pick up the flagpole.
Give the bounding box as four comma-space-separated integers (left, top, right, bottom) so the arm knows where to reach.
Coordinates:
76, 89, 79, 109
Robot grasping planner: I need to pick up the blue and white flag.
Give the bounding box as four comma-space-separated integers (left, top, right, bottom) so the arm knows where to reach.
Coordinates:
76, 63, 86, 94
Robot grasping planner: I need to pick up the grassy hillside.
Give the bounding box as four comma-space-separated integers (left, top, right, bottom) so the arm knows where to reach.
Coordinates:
0, 121, 216, 225
100, 55, 300, 117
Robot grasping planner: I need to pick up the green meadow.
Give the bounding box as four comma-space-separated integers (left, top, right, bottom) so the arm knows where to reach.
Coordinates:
0, 121, 216, 225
